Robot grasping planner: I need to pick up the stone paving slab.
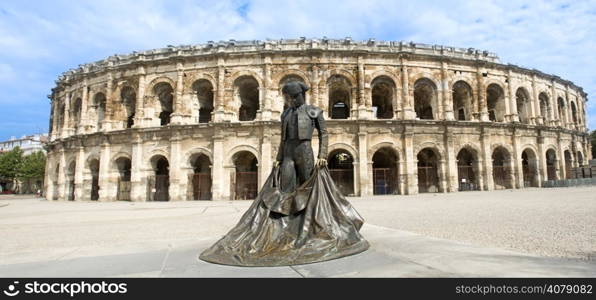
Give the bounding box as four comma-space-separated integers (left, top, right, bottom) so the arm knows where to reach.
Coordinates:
1, 224, 594, 278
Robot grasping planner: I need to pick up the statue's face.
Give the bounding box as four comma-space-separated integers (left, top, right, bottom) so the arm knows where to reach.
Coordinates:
284, 92, 304, 108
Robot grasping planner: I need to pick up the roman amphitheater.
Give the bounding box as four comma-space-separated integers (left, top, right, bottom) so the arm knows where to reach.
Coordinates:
44, 38, 591, 202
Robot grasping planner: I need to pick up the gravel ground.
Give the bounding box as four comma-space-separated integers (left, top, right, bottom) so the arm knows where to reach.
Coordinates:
0, 186, 595, 263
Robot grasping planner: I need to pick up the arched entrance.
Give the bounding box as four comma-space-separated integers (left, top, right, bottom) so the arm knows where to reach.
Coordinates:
328, 75, 351, 119
150, 155, 169, 201
190, 154, 212, 200
417, 148, 439, 193
492, 147, 512, 189
546, 149, 557, 180
234, 76, 260, 121
154, 83, 174, 126
192, 79, 214, 123
66, 161, 76, 200
232, 151, 258, 200
521, 149, 538, 187
487, 84, 505, 122
577, 151, 584, 166
452, 81, 473, 121
371, 76, 395, 119
413, 78, 436, 120
456, 148, 479, 191
88, 159, 100, 200
372, 147, 399, 195
327, 149, 354, 196
121, 87, 136, 128
516, 88, 531, 124
564, 150, 573, 179
115, 157, 131, 201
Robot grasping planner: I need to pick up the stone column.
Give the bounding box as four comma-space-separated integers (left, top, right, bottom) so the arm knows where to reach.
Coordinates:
444, 131, 457, 192
58, 149, 66, 200
101, 74, 113, 132
557, 134, 567, 179
61, 93, 71, 139
50, 101, 59, 141
512, 130, 523, 188
480, 129, 494, 190
357, 130, 370, 196
401, 58, 415, 120
476, 158, 485, 191
538, 136, 547, 187
133, 68, 146, 128
357, 55, 370, 120
171, 63, 185, 125
213, 57, 227, 122
260, 128, 272, 190
211, 134, 226, 200
98, 138, 112, 201
169, 132, 182, 201
550, 82, 560, 127
531, 75, 540, 125
44, 151, 55, 200
507, 70, 518, 122
311, 65, 320, 108
441, 61, 454, 121
261, 55, 272, 121
74, 146, 85, 200
130, 134, 145, 202
79, 83, 89, 135
398, 159, 406, 194
476, 67, 489, 121
565, 86, 573, 129
438, 159, 448, 193
403, 130, 417, 194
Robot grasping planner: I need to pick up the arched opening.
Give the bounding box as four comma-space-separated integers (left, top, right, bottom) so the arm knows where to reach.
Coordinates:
150, 155, 169, 201
121, 86, 136, 128
564, 150, 573, 179
93, 93, 106, 130
417, 148, 439, 193
234, 76, 259, 121
487, 84, 505, 122
571, 102, 578, 124
115, 157, 131, 201
521, 149, 538, 187
539, 92, 550, 124
280, 75, 306, 112
192, 79, 214, 123
371, 76, 394, 119
577, 151, 584, 166
72, 98, 82, 130
189, 154, 212, 200
457, 148, 480, 191
452, 81, 473, 121
88, 159, 100, 200
546, 149, 557, 180
154, 83, 173, 126
516, 88, 531, 124
557, 97, 566, 124
414, 78, 436, 120
327, 149, 355, 196
66, 161, 76, 201
492, 147, 512, 189
372, 147, 399, 195
328, 75, 351, 119
232, 151, 258, 200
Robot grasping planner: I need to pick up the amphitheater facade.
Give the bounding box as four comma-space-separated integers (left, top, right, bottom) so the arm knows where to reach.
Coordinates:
45, 38, 591, 202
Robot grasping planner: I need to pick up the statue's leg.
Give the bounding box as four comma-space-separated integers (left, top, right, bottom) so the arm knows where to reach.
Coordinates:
280, 140, 298, 193
294, 141, 314, 185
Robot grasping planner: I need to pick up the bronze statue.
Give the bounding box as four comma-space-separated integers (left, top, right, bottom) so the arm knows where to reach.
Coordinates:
199, 81, 369, 266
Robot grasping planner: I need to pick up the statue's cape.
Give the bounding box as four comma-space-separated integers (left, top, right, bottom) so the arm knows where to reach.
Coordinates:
199, 165, 369, 266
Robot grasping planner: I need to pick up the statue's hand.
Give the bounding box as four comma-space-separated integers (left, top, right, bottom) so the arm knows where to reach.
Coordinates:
316, 158, 327, 167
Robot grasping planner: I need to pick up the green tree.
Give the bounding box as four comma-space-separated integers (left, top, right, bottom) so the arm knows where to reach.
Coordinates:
18, 151, 46, 181
0, 147, 24, 191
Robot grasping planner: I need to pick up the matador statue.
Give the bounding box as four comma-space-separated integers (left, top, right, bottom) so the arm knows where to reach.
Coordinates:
200, 81, 369, 266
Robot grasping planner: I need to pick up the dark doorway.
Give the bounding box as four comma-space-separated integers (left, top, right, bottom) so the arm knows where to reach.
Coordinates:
457, 148, 479, 191
417, 148, 439, 193
372, 147, 399, 195
492, 147, 512, 189
232, 151, 258, 200
190, 154, 212, 200
116, 157, 131, 201
328, 150, 355, 196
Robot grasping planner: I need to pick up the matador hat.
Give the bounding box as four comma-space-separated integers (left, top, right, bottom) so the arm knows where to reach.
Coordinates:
282, 81, 309, 96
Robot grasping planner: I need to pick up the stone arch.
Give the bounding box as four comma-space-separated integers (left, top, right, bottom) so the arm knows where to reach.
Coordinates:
328, 143, 359, 163
185, 147, 213, 168
417, 147, 441, 193
187, 151, 212, 200
146, 76, 176, 96
185, 73, 217, 94
368, 141, 403, 163
226, 145, 260, 167
227, 70, 264, 89
113, 155, 132, 200
515, 87, 532, 124
327, 74, 353, 119
371, 75, 396, 119
538, 92, 550, 124
321, 69, 358, 87
372, 146, 400, 195
486, 83, 506, 122
414, 142, 444, 158
148, 154, 170, 201
152, 82, 174, 126
564, 149, 573, 179
192, 79, 214, 123
85, 156, 100, 200
545, 147, 558, 180
110, 152, 132, 170
327, 148, 356, 196
577, 151, 585, 166
368, 70, 399, 87
456, 145, 481, 191
92, 92, 107, 130
71, 97, 83, 128
521, 147, 539, 187
120, 86, 136, 128
413, 77, 438, 120
233, 75, 260, 121
452, 80, 474, 121
230, 150, 259, 200
491, 146, 513, 189
557, 96, 566, 123
273, 69, 311, 88
570, 101, 578, 124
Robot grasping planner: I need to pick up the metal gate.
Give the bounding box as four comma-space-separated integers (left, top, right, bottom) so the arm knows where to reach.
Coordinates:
329, 169, 354, 196
547, 165, 556, 180
117, 180, 131, 201
234, 171, 257, 200
565, 163, 573, 179
91, 176, 99, 200
192, 173, 212, 200
492, 166, 509, 189
373, 168, 397, 195
457, 166, 477, 191
418, 166, 438, 193
154, 175, 169, 201
522, 165, 537, 187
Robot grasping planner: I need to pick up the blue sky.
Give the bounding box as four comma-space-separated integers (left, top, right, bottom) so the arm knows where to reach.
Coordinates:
1, 0, 595, 141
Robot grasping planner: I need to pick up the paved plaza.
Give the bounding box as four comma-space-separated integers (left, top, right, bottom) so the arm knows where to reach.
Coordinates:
0, 187, 595, 277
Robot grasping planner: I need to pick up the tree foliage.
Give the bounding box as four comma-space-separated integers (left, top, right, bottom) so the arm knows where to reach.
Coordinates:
18, 151, 46, 181
0, 147, 24, 182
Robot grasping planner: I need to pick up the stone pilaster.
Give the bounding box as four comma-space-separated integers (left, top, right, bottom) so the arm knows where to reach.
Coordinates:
444, 129, 457, 192
476, 66, 489, 121
98, 137, 112, 201
480, 129, 494, 190
170, 63, 185, 125
130, 133, 145, 202
58, 149, 66, 200
61, 93, 71, 139
507, 70, 518, 122
403, 130, 417, 194
441, 61, 454, 121
357, 130, 370, 196
74, 146, 85, 200
211, 133, 226, 200
401, 58, 415, 120
169, 132, 182, 200
213, 57, 227, 122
